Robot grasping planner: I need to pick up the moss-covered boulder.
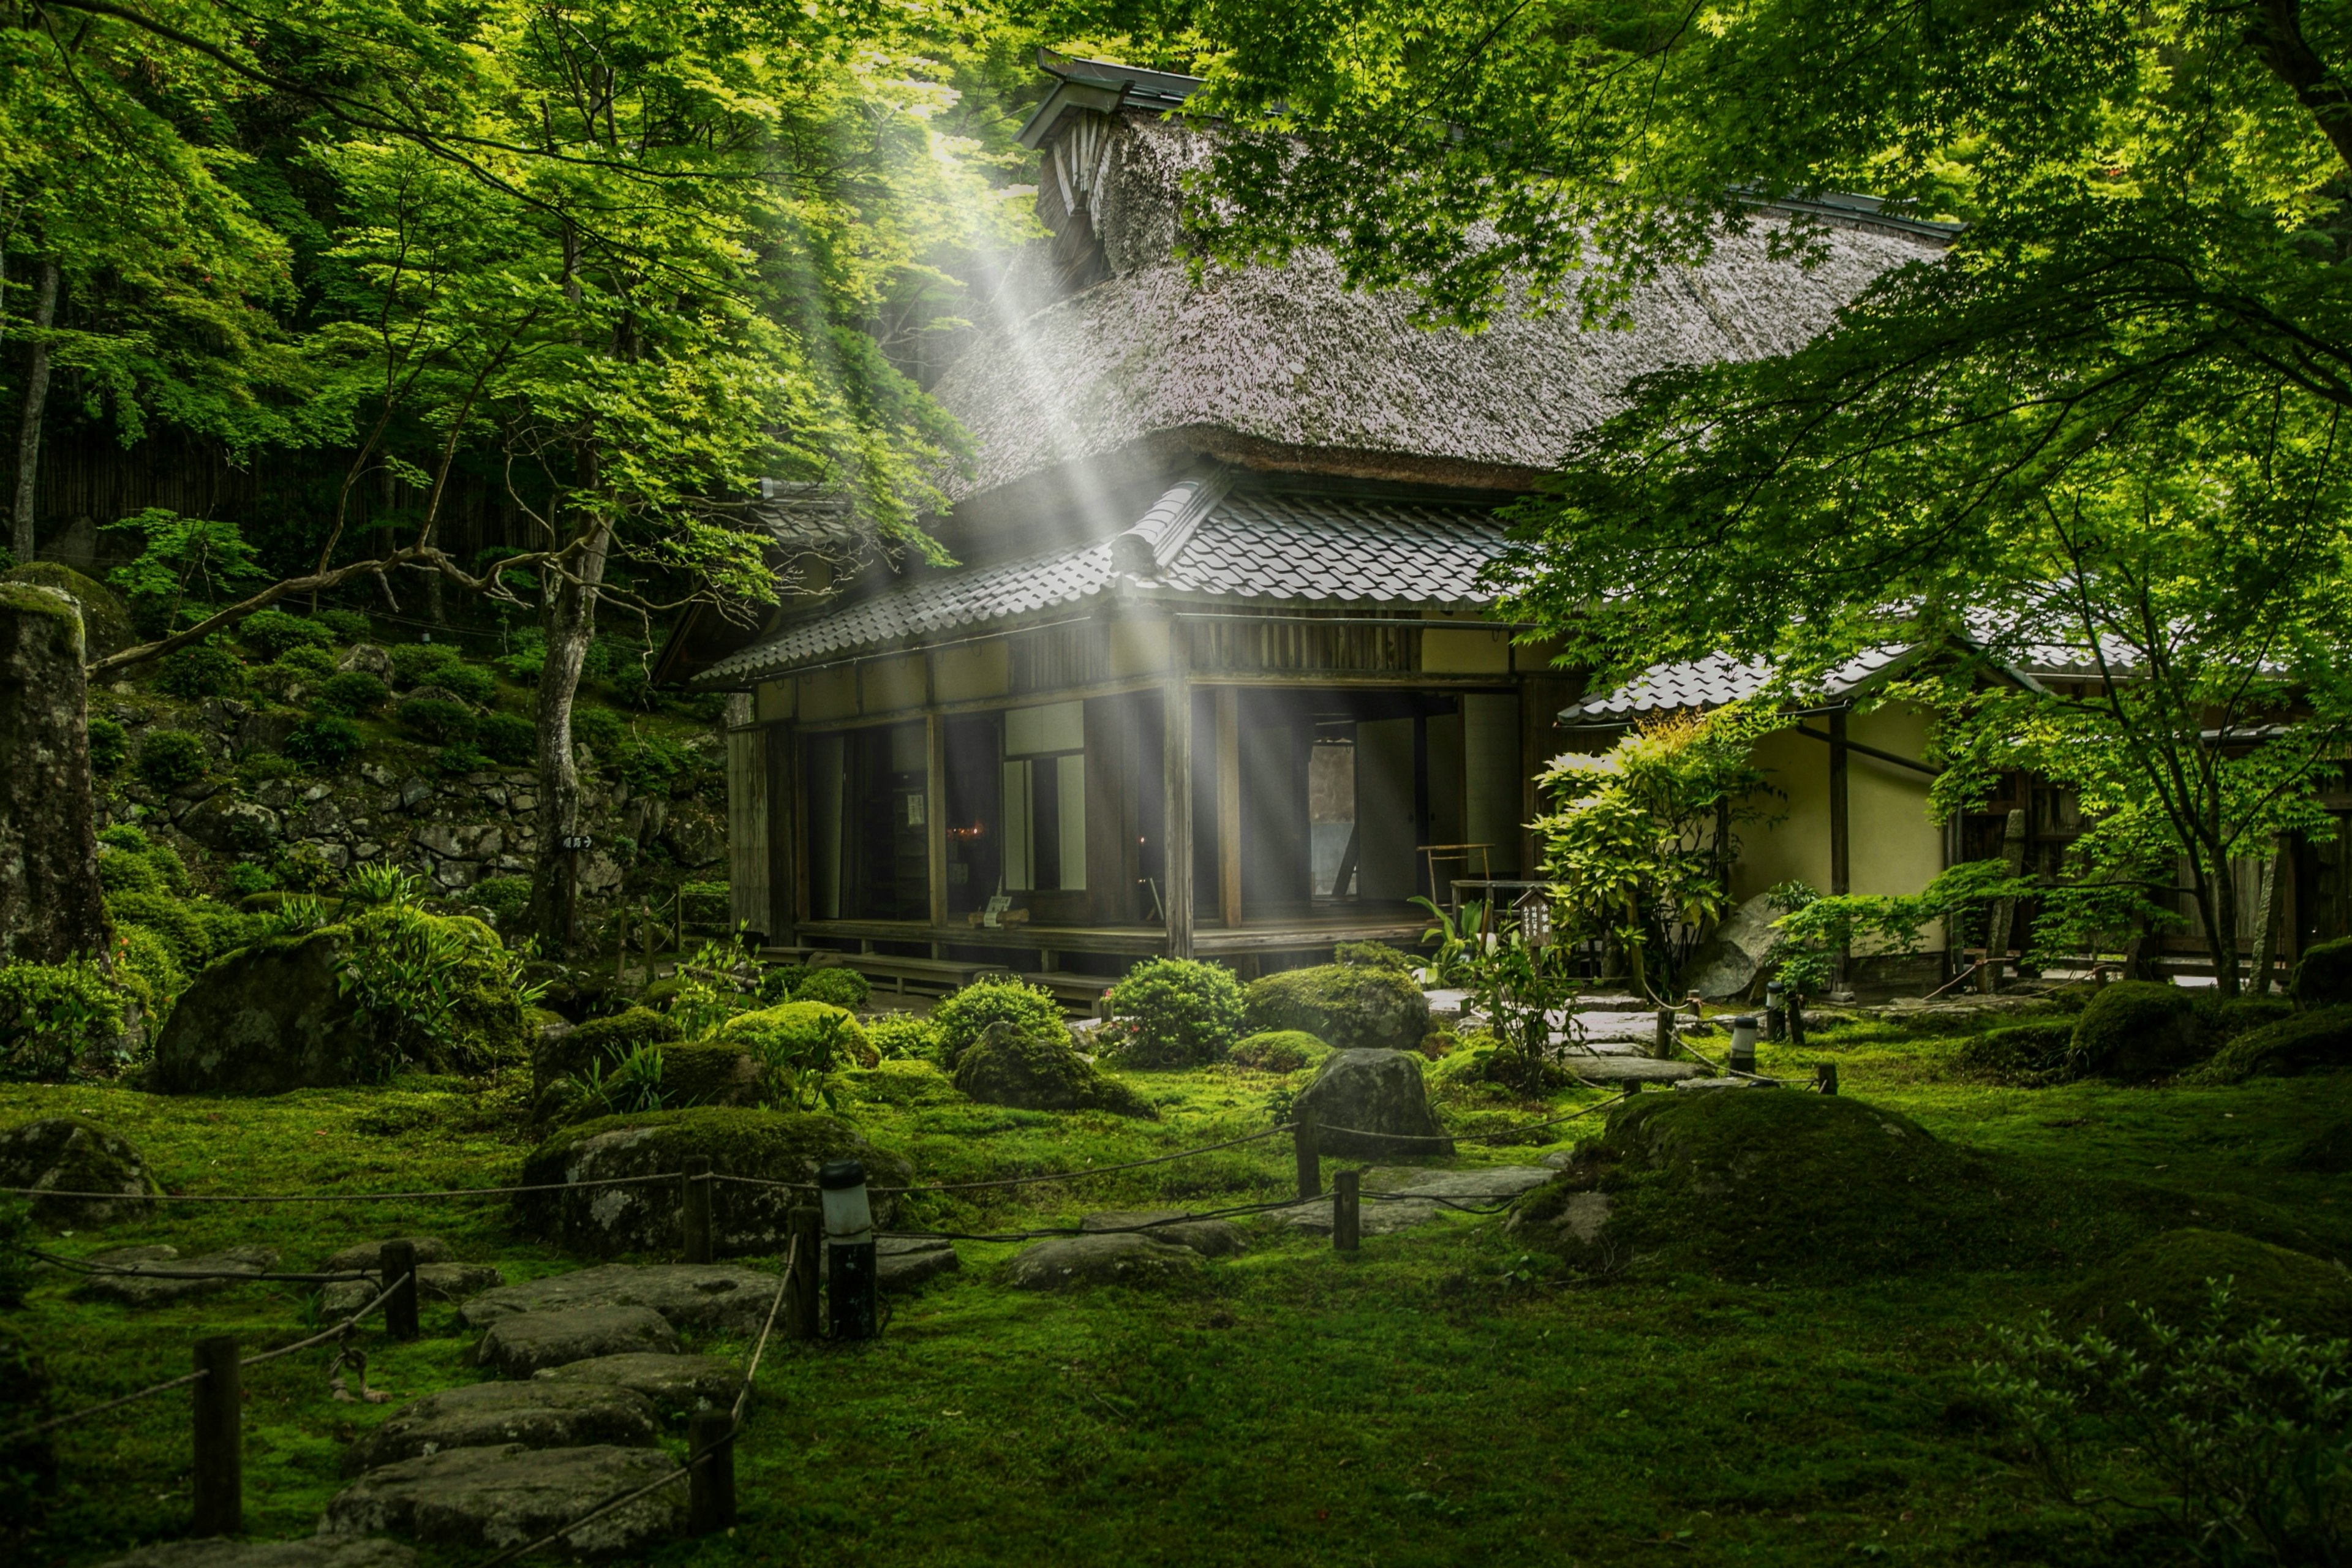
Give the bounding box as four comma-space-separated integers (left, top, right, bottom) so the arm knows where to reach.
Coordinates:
535, 1006, 681, 1091
2187, 1007, 2352, 1084
953, 1022, 1155, 1117
515, 1106, 912, 1257
1296, 1048, 1450, 1157
655, 1041, 763, 1106
2067, 980, 2201, 1081
1245, 962, 1430, 1052
712, 1001, 873, 1068
2293, 936, 2352, 1009
1951, 1019, 2076, 1087
1, 562, 134, 662
1229, 1030, 1331, 1073
2057, 1229, 2352, 1345
0, 1116, 159, 1227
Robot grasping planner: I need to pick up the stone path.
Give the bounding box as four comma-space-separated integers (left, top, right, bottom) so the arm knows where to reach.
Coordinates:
75, 1245, 279, 1306
1284, 1166, 1557, 1236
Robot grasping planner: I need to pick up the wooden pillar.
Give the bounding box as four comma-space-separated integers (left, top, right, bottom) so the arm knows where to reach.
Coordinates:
1215, 687, 1242, 930
1162, 641, 1194, 959
1828, 710, 1850, 990
925, 711, 948, 948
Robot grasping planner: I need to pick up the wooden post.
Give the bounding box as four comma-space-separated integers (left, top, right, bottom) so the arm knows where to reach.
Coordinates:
681, 1158, 712, 1265
191, 1337, 241, 1536
1333, 1168, 1360, 1253
1815, 1061, 1840, 1096
1294, 1106, 1321, 1200
925, 712, 949, 937
786, 1205, 820, 1340
380, 1239, 419, 1341
1787, 1000, 1806, 1048
1215, 688, 1242, 930
1828, 710, 1850, 991
1653, 1008, 1675, 1060
687, 1409, 736, 1533
1983, 808, 2027, 992
1162, 648, 1194, 959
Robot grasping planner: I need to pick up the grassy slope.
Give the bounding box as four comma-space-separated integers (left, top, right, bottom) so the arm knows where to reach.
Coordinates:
9, 1023, 2351, 1568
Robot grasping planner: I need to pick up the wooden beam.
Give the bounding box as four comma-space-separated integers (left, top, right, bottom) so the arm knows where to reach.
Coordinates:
1162, 644, 1194, 958
924, 711, 948, 946
1216, 687, 1242, 929
766, 723, 796, 945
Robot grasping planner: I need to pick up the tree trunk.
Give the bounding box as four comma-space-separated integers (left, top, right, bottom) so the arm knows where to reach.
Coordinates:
526, 510, 612, 957
10, 257, 61, 564
0, 580, 110, 963
2188, 848, 2243, 998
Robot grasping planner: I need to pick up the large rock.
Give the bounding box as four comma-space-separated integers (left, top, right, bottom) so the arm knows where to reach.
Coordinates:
74, 1245, 280, 1306
953, 1020, 1154, 1117
97, 1540, 415, 1568
323, 1444, 684, 1558
1005, 1232, 1205, 1291
325, 1237, 456, 1272
348, 1381, 660, 1471
0, 582, 110, 965
513, 1108, 911, 1258
459, 1264, 788, 1338
1079, 1211, 1245, 1258
1295, 1049, 1453, 1158
533, 1355, 741, 1423
337, 644, 396, 682
323, 1263, 504, 1317
474, 1307, 679, 1378
1681, 893, 1781, 1001
0, 1116, 158, 1226
147, 930, 391, 1095
2, 562, 134, 663
2068, 981, 2201, 1081
1287, 1167, 1555, 1235
1243, 963, 1429, 1051
179, 794, 283, 857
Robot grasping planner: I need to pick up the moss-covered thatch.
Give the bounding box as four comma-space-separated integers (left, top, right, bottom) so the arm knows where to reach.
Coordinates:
2187, 1008, 2352, 1084
954, 1022, 1155, 1118
2056, 1229, 2352, 1345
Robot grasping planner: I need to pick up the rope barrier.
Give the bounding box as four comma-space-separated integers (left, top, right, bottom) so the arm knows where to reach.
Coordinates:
708, 1124, 1293, 1198
878, 1194, 1319, 1245
0, 1272, 410, 1447
0, 1173, 682, 1205
1358, 1193, 1519, 1216
1313, 1091, 1629, 1148
29, 1248, 376, 1285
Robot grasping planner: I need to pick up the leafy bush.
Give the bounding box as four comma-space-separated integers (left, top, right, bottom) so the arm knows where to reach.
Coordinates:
1103, 957, 1246, 1067
236, 752, 299, 784
571, 705, 625, 755
136, 729, 209, 789
2069, 980, 2202, 1081
158, 643, 245, 699
1335, 940, 1415, 974
2293, 937, 2352, 1010
398, 696, 477, 745
568, 1044, 673, 1117
226, 861, 277, 895
434, 742, 489, 776
96, 823, 152, 853
105, 889, 210, 971
755, 964, 808, 1005
794, 967, 870, 1009
275, 842, 340, 892
390, 643, 462, 688
336, 903, 541, 1074
615, 735, 692, 793
283, 717, 363, 771
188, 901, 262, 959
496, 635, 546, 684
1229, 1029, 1330, 1073
238, 608, 335, 661
714, 1002, 872, 1111
1979, 1284, 2352, 1565
0, 958, 121, 1080
865, 1013, 941, 1061
273, 644, 340, 681
480, 712, 535, 766
471, 875, 533, 924
433, 662, 496, 706
932, 975, 1065, 1069
344, 861, 425, 907
113, 922, 188, 1019
316, 608, 370, 640
97, 848, 163, 895
86, 716, 126, 773
315, 670, 388, 716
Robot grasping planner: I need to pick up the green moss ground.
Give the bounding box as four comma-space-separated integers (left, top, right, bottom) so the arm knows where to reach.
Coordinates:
7, 1019, 2352, 1567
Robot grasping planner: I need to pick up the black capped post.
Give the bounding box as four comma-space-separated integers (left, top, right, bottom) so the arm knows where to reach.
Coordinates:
191, 1337, 241, 1536
380, 1239, 419, 1341
820, 1159, 877, 1341
1333, 1169, 1360, 1253
682, 1157, 714, 1265
688, 1409, 736, 1532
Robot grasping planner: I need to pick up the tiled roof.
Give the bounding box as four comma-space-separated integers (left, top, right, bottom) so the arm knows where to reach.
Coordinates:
696, 486, 1504, 684
1559, 647, 1915, 723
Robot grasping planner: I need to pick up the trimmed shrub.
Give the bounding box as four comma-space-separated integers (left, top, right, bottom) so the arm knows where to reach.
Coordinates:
1953, 1019, 2076, 1087
2067, 980, 2201, 1081
237, 752, 299, 784
1229, 1030, 1330, 1073
434, 742, 489, 776
390, 643, 462, 689
135, 729, 209, 790
157, 643, 244, 699
283, 717, 363, 771
755, 964, 809, 1005
865, 1014, 941, 1061
471, 875, 532, 925
1245, 962, 1430, 1052
316, 609, 370, 640
953, 1020, 1154, 1117
2292, 936, 2352, 1010
398, 696, 477, 745
97, 848, 164, 895
86, 716, 126, 774
932, 975, 1065, 1070
238, 608, 335, 662
1102, 957, 1246, 1067
794, 967, 871, 1010
315, 670, 388, 717
2188, 1007, 2352, 1084
714, 1002, 875, 1109
571, 705, 625, 755
105, 891, 211, 972
273, 644, 339, 681
1334, 941, 1415, 974
434, 662, 496, 706
112, 924, 187, 1022
480, 712, 535, 766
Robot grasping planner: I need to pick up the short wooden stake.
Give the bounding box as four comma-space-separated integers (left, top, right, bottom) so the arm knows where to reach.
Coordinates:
1787, 1000, 1807, 1048
191, 1336, 241, 1537
1294, 1108, 1321, 1200
1816, 1061, 1840, 1096
681, 1157, 713, 1265
688, 1409, 736, 1533
786, 1205, 820, 1341
1333, 1169, 1360, 1253
1653, 1009, 1675, 1060
380, 1239, 419, 1341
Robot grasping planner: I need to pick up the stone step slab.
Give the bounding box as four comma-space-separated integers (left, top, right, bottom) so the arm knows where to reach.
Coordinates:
1079, 1212, 1246, 1258
323, 1263, 504, 1317
74, 1246, 280, 1307
816, 1234, 961, 1293
348, 1381, 660, 1472
97, 1540, 414, 1568
323, 1444, 684, 1559
1005, 1233, 1204, 1291
533, 1355, 741, 1423
459, 1264, 783, 1337
1285, 1166, 1554, 1235
475, 1307, 679, 1379
325, 1238, 454, 1272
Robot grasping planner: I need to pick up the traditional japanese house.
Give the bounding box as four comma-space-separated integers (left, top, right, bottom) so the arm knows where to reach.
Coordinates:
671, 51, 1954, 992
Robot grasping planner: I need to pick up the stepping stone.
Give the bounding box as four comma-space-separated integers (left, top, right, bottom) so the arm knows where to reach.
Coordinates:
74, 1246, 280, 1307
325, 1238, 454, 1272
1559, 1057, 1709, 1085
1283, 1196, 1444, 1237
1079, 1211, 1246, 1258
1005, 1233, 1203, 1291
534, 1355, 741, 1423
98, 1541, 414, 1568
1674, 1076, 1774, 1091
323, 1264, 505, 1317
1284, 1166, 1554, 1235
323, 1444, 684, 1558
347, 1380, 660, 1471
816, 1235, 960, 1292
475, 1307, 678, 1378
459, 1264, 785, 1337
